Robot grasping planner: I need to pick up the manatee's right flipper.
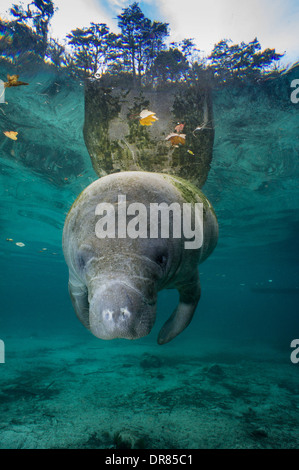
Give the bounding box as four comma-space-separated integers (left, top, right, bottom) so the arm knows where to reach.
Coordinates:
157, 271, 201, 345
68, 281, 90, 329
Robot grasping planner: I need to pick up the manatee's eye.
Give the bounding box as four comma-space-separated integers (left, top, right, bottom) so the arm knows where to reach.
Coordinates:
77, 254, 87, 270
77, 246, 93, 271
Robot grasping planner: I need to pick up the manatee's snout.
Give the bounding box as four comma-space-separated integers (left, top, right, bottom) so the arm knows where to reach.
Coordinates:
89, 281, 156, 340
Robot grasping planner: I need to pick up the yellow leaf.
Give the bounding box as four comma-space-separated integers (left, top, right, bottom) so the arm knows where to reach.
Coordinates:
3, 131, 18, 140
139, 109, 158, 126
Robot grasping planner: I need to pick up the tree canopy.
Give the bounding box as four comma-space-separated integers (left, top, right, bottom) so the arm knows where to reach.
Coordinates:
116, 2, 169, 85
67, 23, 118, 77
0, 1, 286, 86
208, 38, 284, 82
9, 0, 55, 57
148, 48, 189, 84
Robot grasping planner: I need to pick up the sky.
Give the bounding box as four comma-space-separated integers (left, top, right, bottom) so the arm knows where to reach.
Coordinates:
1, 0, 299, 65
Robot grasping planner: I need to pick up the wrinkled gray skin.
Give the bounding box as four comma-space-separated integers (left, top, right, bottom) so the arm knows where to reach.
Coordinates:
63, 172, 218, 344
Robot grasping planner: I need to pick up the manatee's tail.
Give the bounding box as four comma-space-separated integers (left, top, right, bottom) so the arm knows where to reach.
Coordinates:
83, 81, 214, 189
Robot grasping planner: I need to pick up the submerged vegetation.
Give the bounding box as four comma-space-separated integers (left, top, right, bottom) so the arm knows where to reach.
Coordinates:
0, 0, 286, 87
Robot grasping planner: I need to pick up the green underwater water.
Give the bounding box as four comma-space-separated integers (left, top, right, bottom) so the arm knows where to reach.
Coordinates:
0, 63, 299, 449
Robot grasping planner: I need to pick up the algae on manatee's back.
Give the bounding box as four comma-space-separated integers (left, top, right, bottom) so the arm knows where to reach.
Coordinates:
83, 81, 214, 189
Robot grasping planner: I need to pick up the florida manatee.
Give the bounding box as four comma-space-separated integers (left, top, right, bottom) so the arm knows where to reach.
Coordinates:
63, 171, 218, 344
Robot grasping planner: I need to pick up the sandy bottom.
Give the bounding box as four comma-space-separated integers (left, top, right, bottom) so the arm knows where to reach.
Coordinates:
0, 334, 298, 449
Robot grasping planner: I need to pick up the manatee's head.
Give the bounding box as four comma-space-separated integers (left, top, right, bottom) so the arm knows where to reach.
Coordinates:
76, 236, 178, 341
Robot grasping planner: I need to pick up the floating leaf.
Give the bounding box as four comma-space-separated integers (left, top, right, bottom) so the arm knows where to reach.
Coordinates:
165, 133, 186, 146
175, 123, 185, 133
3, 131, 18, 140
4, 74, 29, 88
193, 122, 212, 135
139, 109, 159, 126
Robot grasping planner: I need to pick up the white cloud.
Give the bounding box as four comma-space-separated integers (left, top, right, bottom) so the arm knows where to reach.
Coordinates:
156, 0, 299, 64
0, 0, 116, 41
105, 0, 128, 13
49, 0, 114, 41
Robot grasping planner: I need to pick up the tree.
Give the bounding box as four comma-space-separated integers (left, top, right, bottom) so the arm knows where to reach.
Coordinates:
117, 2, 169, 85
45, 38, 68, 67
208, 38, 284, 82
0, 17, 44, 64
9, 0, 55, 58
148, 48, 189, 85
67, 23, 117, 77
170, 38, 200, 65
142, 20, 170, 72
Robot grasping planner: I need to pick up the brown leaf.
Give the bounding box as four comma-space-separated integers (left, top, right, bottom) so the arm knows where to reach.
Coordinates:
4, 74, 29, 88
165, 133, 186, 146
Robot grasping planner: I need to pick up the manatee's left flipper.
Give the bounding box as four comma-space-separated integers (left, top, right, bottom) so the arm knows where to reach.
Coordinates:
68, 281, 90, 329
157, 272, 201, 345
